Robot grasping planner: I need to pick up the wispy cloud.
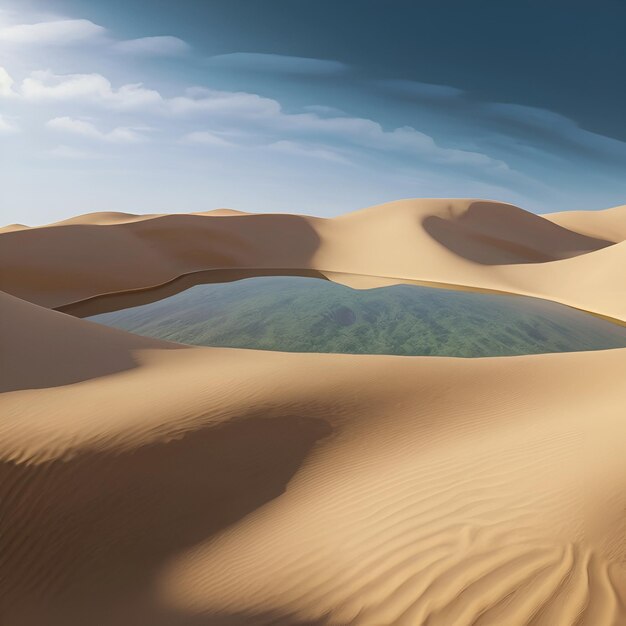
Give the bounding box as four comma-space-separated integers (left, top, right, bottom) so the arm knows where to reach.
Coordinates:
113, 36, 190, 57
46, 116, 147, 143
206, 52, 349, 75
263, 114, 508, 170
4, 66, 510, 173
483, 102, 626, 163
1, 3, 623, 220
375, 78, 626, 167
0, 66, 16, 97
0, 14, 188, 58
20, 70, 163, 110
379, 79, 465, 99
169, 87, 280, 117
0, 19, 105, 45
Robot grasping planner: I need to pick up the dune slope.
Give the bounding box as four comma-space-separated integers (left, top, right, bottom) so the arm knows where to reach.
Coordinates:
2, 199, 625, 321
0, 290, 184, 393
544, 204, 626, 242
1, 293, 625, 625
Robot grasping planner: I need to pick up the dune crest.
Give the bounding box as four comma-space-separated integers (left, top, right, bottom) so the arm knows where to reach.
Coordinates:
1, 199, 625, 321
0, 223, 29, 233
544, 204, 626, 242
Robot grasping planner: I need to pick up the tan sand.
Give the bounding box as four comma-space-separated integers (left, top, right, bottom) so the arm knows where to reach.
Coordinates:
1, 199, 625, 321
1, 199, 625, 625
0, 223, 29, 233
544, 204, 626, 242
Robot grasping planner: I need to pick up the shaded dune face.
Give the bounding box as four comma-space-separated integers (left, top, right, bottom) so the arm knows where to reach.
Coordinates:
422, 201, 613, 264
0, 198, 619, 319
0, 291, 184, 393
60, 268, 331, 319
0, 213, 323, 310
0, 414, 331, 625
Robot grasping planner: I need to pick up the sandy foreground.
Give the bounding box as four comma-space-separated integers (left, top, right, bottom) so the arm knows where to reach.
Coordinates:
1, 199, 625, 625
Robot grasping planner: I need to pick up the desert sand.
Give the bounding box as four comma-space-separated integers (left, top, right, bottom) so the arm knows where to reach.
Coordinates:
545, 204, 626, 243
2, 199, 626, 322
1, 199, 625, 625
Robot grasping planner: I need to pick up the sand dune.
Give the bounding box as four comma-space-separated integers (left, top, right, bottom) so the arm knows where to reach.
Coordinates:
1, 198, 626, 625
0, 290, 183, 393
1, 199, 625, 322
545, 204, 626, 243
1, 293, 625, 624
0, 210, 325, 310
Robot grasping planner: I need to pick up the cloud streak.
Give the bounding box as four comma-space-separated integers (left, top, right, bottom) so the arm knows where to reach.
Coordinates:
0, 19, 105, 45
6, 67, 506, 173
206, 52, 349, 75
0, 14, 188, 58
46, 116, 147, 143
20, 70, 163, 110
1, 3, 623, 220
113, 36, 190, 57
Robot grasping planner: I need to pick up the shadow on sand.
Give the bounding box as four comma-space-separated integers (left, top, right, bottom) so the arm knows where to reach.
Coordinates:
0, 412, 332, 625
422, 200, 613, 265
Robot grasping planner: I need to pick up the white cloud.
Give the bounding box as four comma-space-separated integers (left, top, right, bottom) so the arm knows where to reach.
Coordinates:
15, 69, 508, 172
169, 87, 281, 117
0, 66, 16, 97
0, 19, 105, 45
113, 36, 190, 56
260, 112, 507, 170
180, 105, 506, 171
46, 116, 146, 143
0, 114, 18, 133
22, 71, 162, 110
0, 14, 188, 59
17, 71, 279, 118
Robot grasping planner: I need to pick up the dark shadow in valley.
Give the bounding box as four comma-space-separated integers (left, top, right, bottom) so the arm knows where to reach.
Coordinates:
59, 267, 331, 318
0, 291, 189, 393
422, 200, 613, 265
0, 413, 332, 626
0, 213, 324, 312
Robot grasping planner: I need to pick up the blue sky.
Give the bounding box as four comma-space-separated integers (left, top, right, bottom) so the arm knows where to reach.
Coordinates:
1, 0, 625, 225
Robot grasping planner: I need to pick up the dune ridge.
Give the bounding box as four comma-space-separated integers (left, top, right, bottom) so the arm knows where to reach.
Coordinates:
544, 204, 626, 242
1, 198, 625, 625
2, 199, 626, 321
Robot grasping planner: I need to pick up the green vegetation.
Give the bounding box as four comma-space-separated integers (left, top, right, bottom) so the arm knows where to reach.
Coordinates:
89, 276, 626, 357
